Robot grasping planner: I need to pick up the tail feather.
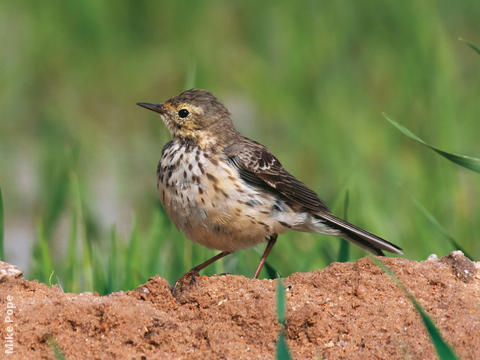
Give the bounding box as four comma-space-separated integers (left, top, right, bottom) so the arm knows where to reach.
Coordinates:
314, 212, 403, 256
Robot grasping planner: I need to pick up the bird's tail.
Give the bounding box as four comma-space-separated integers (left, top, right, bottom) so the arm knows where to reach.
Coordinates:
313, 212, 403, 256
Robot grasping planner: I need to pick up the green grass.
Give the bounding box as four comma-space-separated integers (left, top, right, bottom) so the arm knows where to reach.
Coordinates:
385, 114, 480, 173
47, 336, 66, 360
371, 256, 459, 360
459, 38, 480, 56
407, 190, 474, 260
276, 278, 292, 360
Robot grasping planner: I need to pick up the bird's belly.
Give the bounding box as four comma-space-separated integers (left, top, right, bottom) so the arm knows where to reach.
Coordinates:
157, 145, 292, 251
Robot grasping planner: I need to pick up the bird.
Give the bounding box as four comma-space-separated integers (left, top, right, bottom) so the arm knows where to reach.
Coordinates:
137, 89, 402, 293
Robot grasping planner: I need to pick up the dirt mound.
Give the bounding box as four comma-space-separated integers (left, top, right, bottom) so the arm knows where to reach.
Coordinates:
0, 252, 479, 359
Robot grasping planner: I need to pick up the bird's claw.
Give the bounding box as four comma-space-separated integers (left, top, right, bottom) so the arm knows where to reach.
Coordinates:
171, 269, 200, 296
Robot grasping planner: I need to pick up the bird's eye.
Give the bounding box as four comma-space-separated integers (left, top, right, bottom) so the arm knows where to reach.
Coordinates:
178, 109, 189, 118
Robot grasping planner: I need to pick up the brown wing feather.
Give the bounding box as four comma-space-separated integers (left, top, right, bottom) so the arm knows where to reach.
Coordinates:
224, 137, 403, 255
224, 138, 329, 213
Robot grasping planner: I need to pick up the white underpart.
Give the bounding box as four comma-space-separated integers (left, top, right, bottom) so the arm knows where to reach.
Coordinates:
158, 140, 340, 252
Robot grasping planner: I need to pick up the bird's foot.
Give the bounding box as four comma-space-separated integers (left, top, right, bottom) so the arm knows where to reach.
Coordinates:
171, 269, 200, 297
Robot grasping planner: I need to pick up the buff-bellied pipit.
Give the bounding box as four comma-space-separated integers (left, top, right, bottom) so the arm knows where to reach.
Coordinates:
137, 89, 402, 293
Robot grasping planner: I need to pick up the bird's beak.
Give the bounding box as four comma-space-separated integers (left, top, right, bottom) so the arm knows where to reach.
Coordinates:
136, 102, 166, 114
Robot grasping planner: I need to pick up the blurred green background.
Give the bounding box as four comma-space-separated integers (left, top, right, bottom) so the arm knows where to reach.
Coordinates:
0, 0, 479, 293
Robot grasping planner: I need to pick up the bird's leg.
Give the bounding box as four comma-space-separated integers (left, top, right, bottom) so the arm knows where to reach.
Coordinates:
253, 235, 278, 279
171, 250, 232, 295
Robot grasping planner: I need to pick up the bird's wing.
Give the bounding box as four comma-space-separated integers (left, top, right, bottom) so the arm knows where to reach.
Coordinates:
224, 138, 329, 213
224, 138, 403, 256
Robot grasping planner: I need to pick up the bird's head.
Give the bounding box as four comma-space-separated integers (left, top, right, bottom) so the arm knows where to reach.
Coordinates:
137, 89, 235, 145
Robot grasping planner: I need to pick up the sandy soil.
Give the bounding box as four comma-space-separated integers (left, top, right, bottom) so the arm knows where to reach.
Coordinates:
0, 252, 479, 359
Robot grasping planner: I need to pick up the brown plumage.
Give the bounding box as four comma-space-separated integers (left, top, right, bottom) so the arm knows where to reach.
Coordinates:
137, 89, 402, 294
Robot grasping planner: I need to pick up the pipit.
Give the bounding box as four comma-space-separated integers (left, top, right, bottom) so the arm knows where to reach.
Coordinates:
137, 89, 402, 293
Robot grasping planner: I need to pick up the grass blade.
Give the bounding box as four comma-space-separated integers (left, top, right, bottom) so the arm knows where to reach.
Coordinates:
125, 218, 141, 290
0, 186, 4, 261
459, 38, 480, 56
406, 191, 473, 260
370, 256, 459, 360
384, 114, 480, 173
90, 243, 106, 295
43, 167, 70, 239
47, 336, 66, 360
276, 278, 286, 325
64, 192, 79, 293
106, 225, 118, 294
276, 278, 291, 359
265, 261, 280, 279
276, 333, 291, 360
185, 61, 197, 89
146, 212, 161, 276
70, 172, 94, 292
337, 190, 350, 262
35, 220, 54, 283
